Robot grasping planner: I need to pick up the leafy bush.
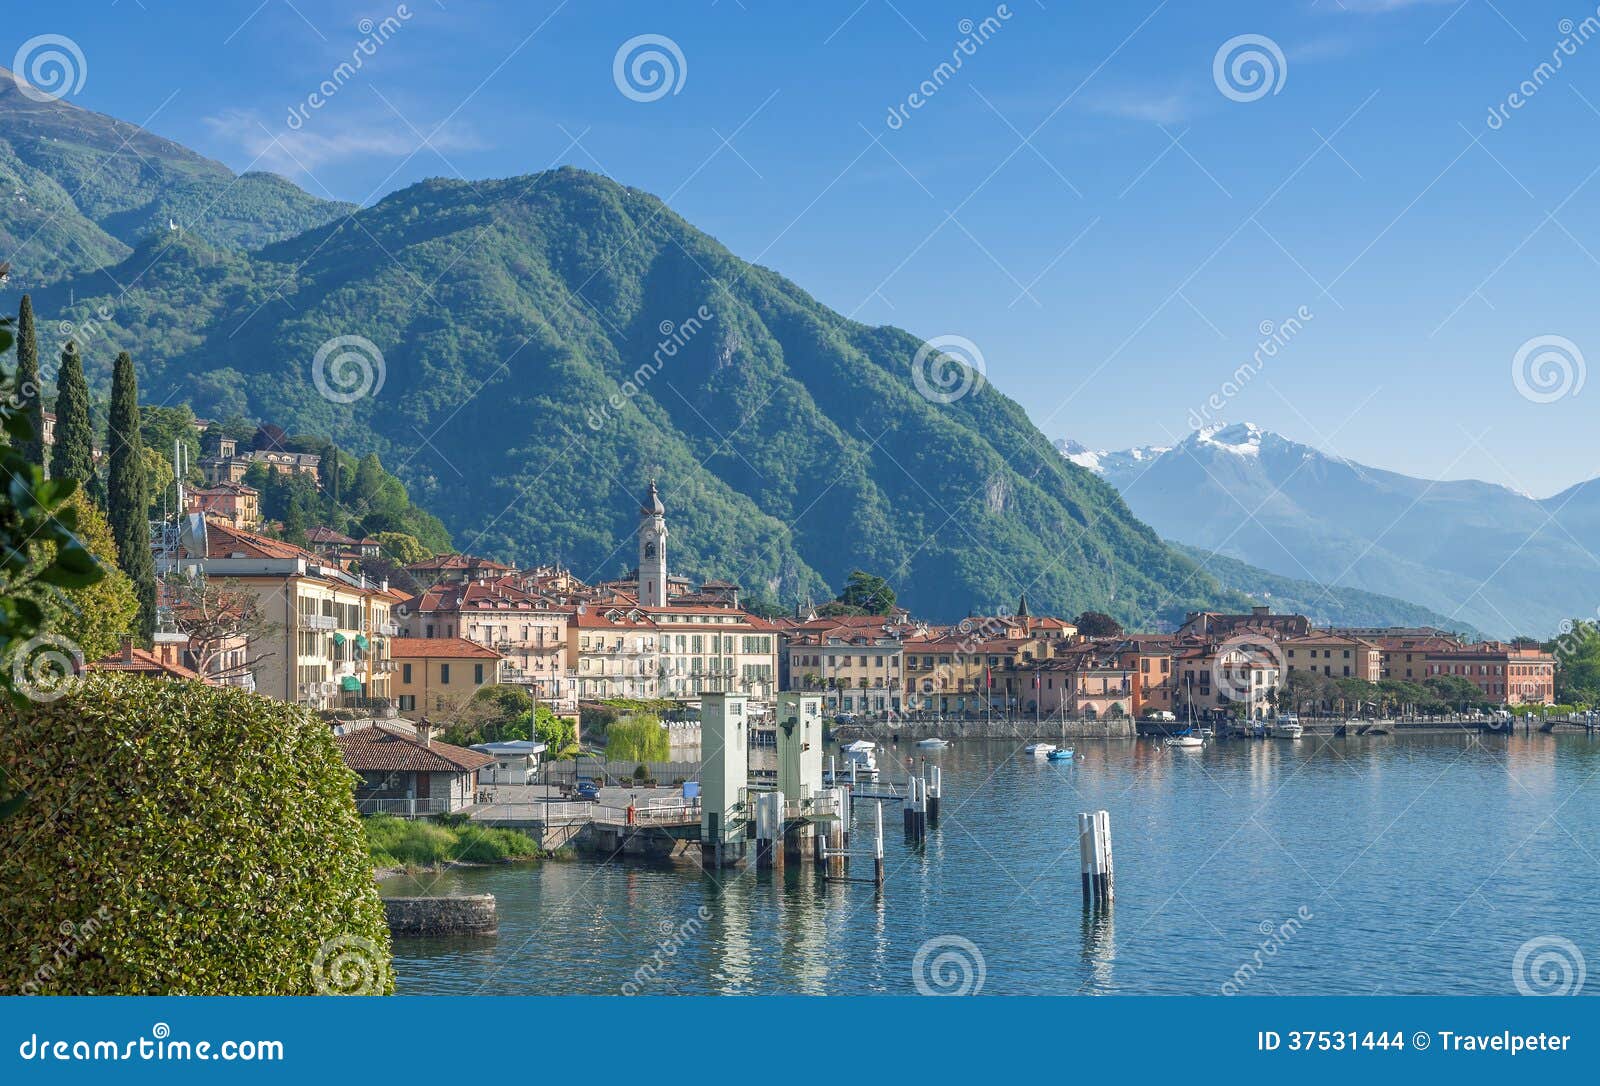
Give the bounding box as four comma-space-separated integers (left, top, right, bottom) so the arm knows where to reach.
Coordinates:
0, 675, 393, 994
363, 814, 541, 866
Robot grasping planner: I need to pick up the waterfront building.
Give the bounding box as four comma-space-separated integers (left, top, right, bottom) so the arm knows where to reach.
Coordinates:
568, 606, 660, 700
401, 578, 575, 706
1423, 642, 1556, 705
156, 517, 397, 710
335, 721, 491, 816
388, 636, 504, 716
1024, 644, 1135, 719
785, 622, 905, 716
1280, 632, 1383, 681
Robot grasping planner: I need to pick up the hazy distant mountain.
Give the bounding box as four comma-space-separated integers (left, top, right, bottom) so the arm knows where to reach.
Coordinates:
1062, 422, 1594, 638
1170, 543, 1483, 640
0, 67, 351, 287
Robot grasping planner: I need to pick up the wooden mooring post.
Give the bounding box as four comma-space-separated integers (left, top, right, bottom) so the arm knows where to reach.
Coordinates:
1078, 809, 1114, 908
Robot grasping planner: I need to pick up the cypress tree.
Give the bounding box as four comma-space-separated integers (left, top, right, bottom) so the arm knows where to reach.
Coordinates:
49, 342, 100, 502
14, 295, 45, 466
106, 350, 156, 643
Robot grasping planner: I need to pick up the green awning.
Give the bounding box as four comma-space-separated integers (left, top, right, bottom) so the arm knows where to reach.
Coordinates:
340, 675, 361, 692
332, 632, 346, 646
355, 634, 370, 650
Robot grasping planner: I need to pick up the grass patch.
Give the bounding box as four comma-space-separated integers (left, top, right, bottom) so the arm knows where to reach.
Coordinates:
364, 814, 542, 869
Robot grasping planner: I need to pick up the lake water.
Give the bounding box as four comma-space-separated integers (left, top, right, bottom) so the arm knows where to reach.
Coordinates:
382, 734, 1600, 996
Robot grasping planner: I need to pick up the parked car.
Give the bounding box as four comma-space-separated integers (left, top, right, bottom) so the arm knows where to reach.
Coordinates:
1144, 710, 1177, 722
575, 778, 601, 800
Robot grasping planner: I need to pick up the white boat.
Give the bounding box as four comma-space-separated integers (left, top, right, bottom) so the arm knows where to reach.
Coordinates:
1023, 742, 1057, 757
915, 737, 951, 749
1164, 734, 1204, 749
841, 740, 879, 780
1273, 714, 1303, 739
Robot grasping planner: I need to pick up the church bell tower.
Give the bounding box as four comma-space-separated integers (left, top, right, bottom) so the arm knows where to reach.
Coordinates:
639, 479, 668, 607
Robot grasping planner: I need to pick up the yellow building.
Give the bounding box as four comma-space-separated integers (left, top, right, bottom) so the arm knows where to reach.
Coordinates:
158, 518, 396, 709
388, 637, 504, 716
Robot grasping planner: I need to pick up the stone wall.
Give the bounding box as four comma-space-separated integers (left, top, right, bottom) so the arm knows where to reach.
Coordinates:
383, 894, 498, 936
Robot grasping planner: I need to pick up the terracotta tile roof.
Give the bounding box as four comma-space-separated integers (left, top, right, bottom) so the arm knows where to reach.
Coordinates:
571, 608, 657, 629
405, 553, 514, 574
89, 646, 207, 682
305, 526, 357, 545
335, 724, 493, 774
388, 637, 503, 660
204, 520, 317, 562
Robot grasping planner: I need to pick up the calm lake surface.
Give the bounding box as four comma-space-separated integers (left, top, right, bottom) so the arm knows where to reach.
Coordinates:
382, 734, 1600, 995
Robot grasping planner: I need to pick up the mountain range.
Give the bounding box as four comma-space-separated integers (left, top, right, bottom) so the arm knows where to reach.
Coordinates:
1060, 423, 1597, 638
2, 76, 1530, 634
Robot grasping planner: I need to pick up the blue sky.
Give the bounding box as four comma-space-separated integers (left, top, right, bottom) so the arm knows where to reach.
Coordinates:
23, 0, 1600, 496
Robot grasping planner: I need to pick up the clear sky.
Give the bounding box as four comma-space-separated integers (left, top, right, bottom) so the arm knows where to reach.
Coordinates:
21, 0, 1600, 496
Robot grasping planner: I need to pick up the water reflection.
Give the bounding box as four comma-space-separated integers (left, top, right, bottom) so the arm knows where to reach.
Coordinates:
383, 734, 1600, 996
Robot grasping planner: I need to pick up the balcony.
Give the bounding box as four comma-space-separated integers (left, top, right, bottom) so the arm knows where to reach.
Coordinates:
298, 614, 336, 630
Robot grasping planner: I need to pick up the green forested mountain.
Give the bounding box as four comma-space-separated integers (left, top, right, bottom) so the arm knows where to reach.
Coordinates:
0, 68, 350, 288
3, 92, 1255, 625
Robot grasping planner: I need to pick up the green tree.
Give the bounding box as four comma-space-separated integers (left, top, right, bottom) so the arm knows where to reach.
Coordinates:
819, 569, 896, 616
376, 530, 429, 565
1074, 611, 1123, 639
1555, 620, 1600, 706
36, 491, 139, 663
605, 715, 669, 761
48, 343, 100, 503
105, 352, 157, 643
13, 296, 44, 466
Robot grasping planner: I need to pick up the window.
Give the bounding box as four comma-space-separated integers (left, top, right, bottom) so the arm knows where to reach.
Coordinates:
475, 664, 485, 684
398, 695, 416, 711
402, 663, 412, 684
440, 663, 451, 684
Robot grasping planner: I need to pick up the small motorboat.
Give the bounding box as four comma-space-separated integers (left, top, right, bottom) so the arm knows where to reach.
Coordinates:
1023, 742, 1057, 758
841, 740, 879, 780
916, 737, 951, 749
1273, 714, 1303, 739
1046, 747, 1074, 762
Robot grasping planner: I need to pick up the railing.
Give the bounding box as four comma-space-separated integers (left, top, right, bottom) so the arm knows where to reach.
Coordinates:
298, 614, 336, 630
355, 796, 464, 817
